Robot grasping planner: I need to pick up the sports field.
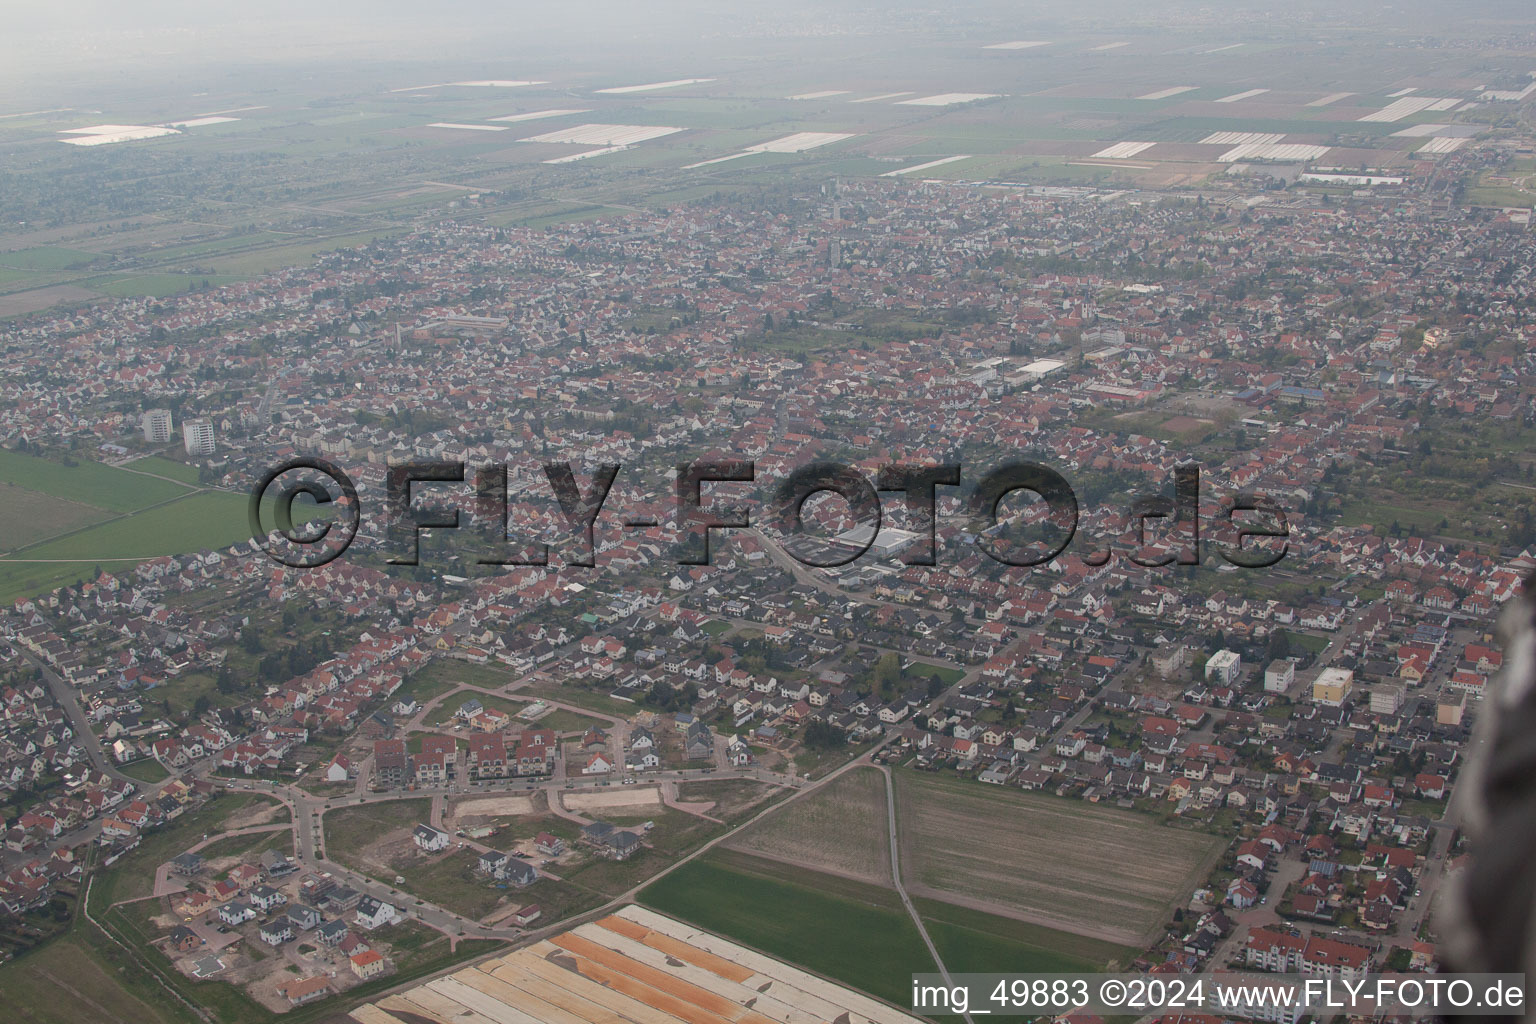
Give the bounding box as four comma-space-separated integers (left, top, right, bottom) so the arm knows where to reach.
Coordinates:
894, 771, 1224, 945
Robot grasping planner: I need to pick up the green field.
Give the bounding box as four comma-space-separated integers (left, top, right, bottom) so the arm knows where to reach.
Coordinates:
13, 492, 253, 558
916, 897, 1136, 972
0, 933, 182, 1024
0, 246, 102, 271
638, 853, 935, 1006
393, 662, 471, 706
122, 456, 203, 484
638, 849, 1123, 1008
0, 489, 330, 604
118, 758, 171, 784
83, 273, 244, 298
0, 449, 193, 512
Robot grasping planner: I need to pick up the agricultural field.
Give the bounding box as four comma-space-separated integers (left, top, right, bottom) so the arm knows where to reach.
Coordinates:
0, 488, 330, 605
893, 770, 1225, 945
0, 449, 193, 513
0, 450, 231, 601
916, 897, 1137, 973
724, 766, 891, 883
0, 482, 109, 548
122, 456, 204, 485
0, 26, 1508, 320
0, 934, 182, 1024
638, 851, 934, 1007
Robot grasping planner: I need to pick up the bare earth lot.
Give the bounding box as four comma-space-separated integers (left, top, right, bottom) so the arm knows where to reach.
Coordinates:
562, 786, 663, 812
894, 771, 1224, 945
448, 794, 537, 818
724, 765, 892, 885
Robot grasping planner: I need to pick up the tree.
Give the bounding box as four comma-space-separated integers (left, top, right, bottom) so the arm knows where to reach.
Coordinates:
804, 721, 846, 750
872, 652, 902, 698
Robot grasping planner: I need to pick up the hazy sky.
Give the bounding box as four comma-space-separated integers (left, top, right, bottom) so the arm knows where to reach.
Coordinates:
3, 0, 1531, 103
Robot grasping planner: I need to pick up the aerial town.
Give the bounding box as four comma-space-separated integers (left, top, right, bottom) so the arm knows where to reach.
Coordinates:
3, 3, 1536, 1024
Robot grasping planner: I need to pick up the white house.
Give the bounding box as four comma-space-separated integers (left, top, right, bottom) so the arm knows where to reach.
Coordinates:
355, 897, 402, 930
413, 824, 451, 852
325, 755, 351, 783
